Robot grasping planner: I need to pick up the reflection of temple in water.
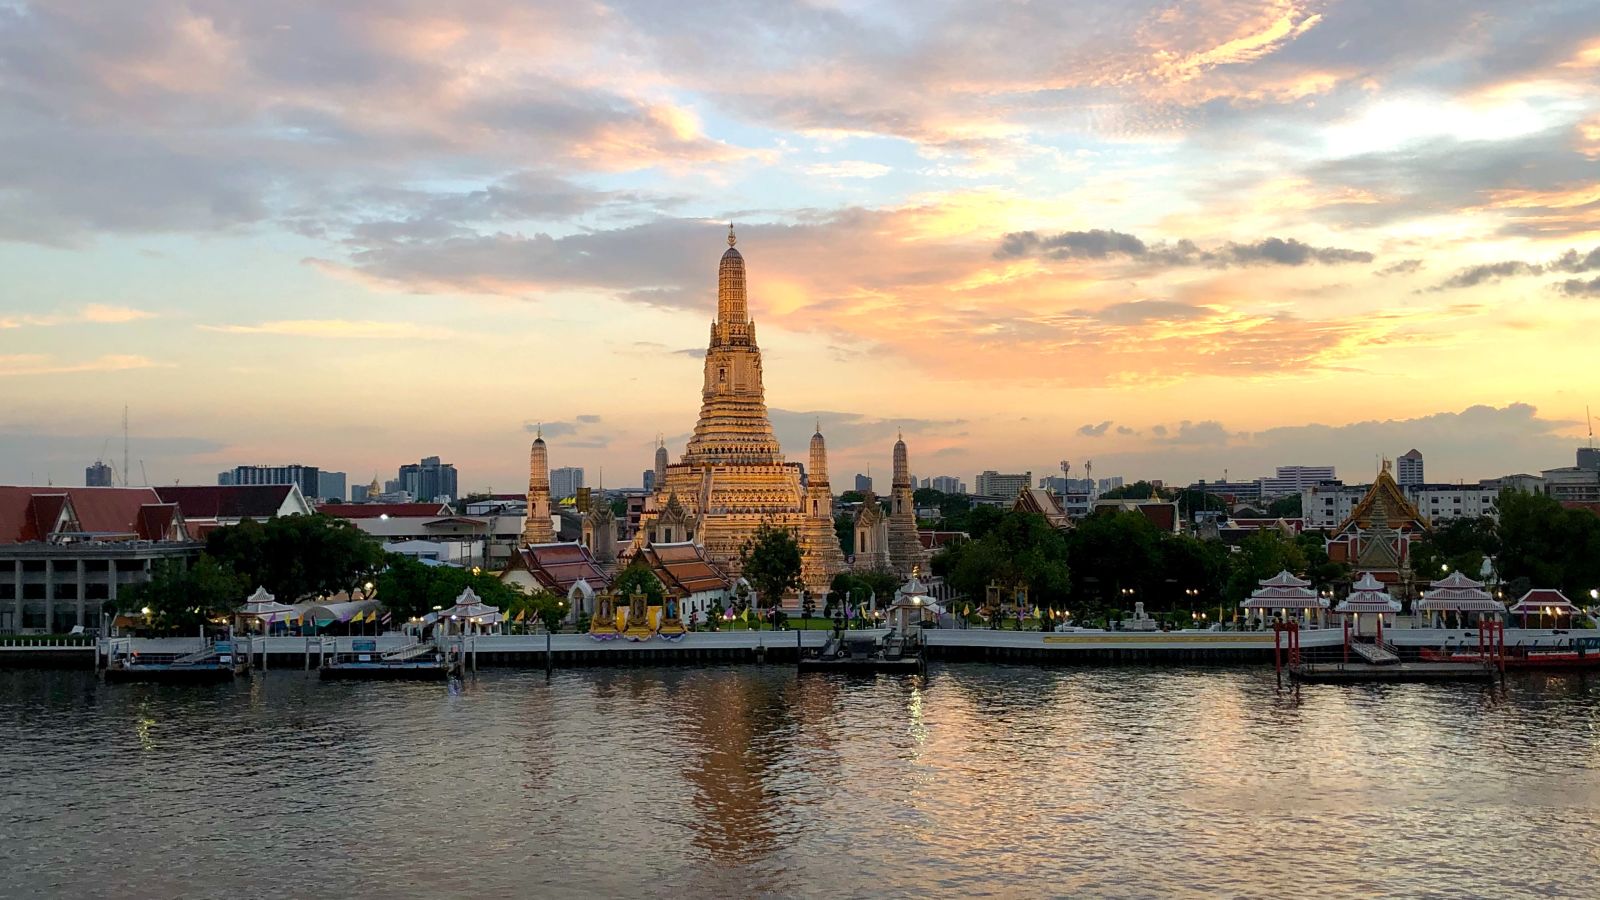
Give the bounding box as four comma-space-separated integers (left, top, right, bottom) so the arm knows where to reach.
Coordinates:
668, 671, 840, 860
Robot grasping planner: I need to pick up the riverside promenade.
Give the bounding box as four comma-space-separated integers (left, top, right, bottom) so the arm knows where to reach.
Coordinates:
2, 626, 1581, 670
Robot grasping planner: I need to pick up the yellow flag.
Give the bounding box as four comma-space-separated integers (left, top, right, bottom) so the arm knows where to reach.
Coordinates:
515, 609, 527, 623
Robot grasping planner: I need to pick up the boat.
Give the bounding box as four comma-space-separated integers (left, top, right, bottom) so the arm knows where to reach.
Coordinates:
1421, 635, 1600, 670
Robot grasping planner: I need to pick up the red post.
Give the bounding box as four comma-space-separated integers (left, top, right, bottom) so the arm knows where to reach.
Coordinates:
1343, 617, 1350, 664
1274, 623, 1282, 674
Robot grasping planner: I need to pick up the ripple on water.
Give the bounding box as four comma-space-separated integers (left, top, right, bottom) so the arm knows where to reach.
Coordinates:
2, 665, 1599, 899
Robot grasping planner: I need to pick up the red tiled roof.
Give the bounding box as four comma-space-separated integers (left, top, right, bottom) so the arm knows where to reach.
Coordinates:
0, 486, 185, 544
155, 484, 297, 520
319, 503, 451, 519
636, 542, 728, 596
508, 542, 609, 592
1560, 501, 1600, 517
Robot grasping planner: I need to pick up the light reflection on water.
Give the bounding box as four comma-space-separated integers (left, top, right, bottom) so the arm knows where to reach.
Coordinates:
2, 666, 1598, 899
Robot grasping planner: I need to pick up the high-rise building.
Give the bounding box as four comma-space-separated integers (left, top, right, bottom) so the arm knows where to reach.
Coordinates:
397, 456, 458, 502
228, 464, 320, 501
1259, 465, 1337, 497
931, 475, 965, 494
976, 470, 1031, 499
350, 482, 370, 503
317, 471, 347, 502
642, 469, 656, 492
854, 473, 873, 494
550, 466, 584, 500
217, 471, 236, 485
1396, 450, 1423, 487
85, 461, 114, 487
1577, 447, 1600, 471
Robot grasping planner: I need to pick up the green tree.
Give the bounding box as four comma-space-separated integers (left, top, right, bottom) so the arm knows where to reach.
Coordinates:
1225, 529, 1308, 601
740, 523, 803, 615
374, 554, 527, 622
614, 562, 667, 606
1410, 516, 1500, 581
1497, 489, 1600, 595
839, 490, 866, 504
207, 514, 385, 602
834, 513, 855, 557
965, 504, 1004, 539
1064, 510, 1164, 612
1266, 494, 1303, 518
119, 555, 246, 633
1102, 481, 1164, 500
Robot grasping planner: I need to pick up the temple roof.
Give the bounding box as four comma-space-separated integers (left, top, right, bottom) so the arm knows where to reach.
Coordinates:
1335, 466, 1428, 533
635, 541, 730, 597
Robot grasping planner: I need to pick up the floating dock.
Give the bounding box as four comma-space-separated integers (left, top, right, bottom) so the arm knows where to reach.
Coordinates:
1290, 661, 1496, 683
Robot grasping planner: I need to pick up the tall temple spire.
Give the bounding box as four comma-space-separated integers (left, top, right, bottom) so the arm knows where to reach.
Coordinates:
687, 225, 780, 466
888, 433, 920, 577
717, 224, 748, 328
522, 432, 554, 544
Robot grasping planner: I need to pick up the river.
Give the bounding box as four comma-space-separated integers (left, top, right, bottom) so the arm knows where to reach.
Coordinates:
2, 666, 1597, 898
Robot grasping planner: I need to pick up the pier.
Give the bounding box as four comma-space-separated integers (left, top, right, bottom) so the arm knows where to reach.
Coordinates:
0, 626, 1583, 673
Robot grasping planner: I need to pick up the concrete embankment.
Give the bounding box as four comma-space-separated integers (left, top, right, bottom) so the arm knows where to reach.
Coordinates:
0, 628, 1578, 671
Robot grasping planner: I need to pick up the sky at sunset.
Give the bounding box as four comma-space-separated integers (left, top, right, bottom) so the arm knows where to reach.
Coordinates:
3, 1, 1599, 494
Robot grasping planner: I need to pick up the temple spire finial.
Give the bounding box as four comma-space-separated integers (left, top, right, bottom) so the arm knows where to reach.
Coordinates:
727, 223, 736, 248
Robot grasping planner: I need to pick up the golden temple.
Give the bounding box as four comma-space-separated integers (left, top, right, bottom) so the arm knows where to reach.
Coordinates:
633, 226, 847, 598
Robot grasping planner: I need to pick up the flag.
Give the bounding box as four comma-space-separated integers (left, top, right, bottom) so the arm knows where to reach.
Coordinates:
1032, 606, 1041, 619
514, 609, 526, 623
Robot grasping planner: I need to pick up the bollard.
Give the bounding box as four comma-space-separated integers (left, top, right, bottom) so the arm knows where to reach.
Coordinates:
545, 629, 553, 680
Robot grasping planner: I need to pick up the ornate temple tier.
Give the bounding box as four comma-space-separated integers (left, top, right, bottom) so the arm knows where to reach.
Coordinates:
637, 226, 845, 596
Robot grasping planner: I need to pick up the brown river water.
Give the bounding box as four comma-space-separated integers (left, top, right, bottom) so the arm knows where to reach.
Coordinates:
2, 665, 1597, 898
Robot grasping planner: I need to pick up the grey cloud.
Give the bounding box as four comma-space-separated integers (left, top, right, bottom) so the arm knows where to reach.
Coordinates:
767, 408, 966, 459
525, 418, 605, 438
1115, 425, 1135, 436
1087, 404, 1575, 486
1430, 244, 1600, 291
996, 229, 1372, 269
1557, 277, 1600, 297
1091, 300, 1210, 324
1150, 425, 1168, 437
1379, 259, 1424, 276
1077, 420, 1112, 437
1220, 238, 1373, 266
1158, 420, 1230, 446
1437, 261, 1543, 290
0, 428, 225, 485
997, 229, 1146, 259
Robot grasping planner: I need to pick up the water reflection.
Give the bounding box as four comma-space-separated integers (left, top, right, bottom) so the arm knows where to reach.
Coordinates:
1, 666, 1598, 898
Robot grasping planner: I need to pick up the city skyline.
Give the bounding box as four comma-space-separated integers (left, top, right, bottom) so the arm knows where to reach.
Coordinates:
3, 2, 1598, 490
